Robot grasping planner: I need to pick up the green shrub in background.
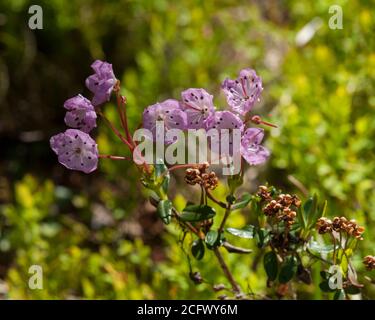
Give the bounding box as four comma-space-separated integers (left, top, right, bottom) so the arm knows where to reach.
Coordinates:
0, 0, 374, 299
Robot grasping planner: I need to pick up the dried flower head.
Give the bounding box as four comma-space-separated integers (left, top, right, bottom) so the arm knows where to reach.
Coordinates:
257, 185, 272, 201
184, 163, 218, 190
363, 256, 375, 270
316, 217, 333, 234
319, 216, 364, 240
261, 190, 300, 226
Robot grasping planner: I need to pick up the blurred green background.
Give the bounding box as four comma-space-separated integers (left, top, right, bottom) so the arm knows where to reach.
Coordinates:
0, 0, 374, 299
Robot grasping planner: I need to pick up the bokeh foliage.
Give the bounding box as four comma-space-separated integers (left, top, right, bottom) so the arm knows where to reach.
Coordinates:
0, 0, 374, 299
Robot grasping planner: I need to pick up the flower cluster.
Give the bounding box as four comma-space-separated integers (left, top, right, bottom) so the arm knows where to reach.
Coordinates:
363, 255, 375, 270
259, 187, 301, 227
51, 62, 272, 174
50, 60, 117, 173
185, 163, 219, 190
142, 68, 271, 166
316, 216, 365, 240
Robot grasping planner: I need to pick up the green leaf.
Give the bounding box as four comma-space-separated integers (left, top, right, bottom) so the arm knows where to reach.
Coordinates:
191, 239, 205, 260
226, 225, 255, 239
319, 280, 336, 292
157, 200, 172, 224
345, 285, 361, 295
255, 228, 270, 248
304, 194, 319, 228
180, 204, 216, 222
297, 207, 307, 229
154, 162, 170, 194
205, 230, 219, 248
263, 251, 278, 281
278, 256, 298, 284
231, 193, 252, 210
334, 289, 346, 300
308, 239, 335, 254
320, 271, 329, 280
227, 173, 243, 194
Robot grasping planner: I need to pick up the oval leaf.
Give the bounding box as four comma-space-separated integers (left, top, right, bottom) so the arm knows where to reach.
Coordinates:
191, 239, 205, 260
308, 240, 335, 254
157, 199, 172, 225
278, 256, 298, 284
231, 193, 252, 210
180, 204, 216, 222
226, 225, 255, 239
205, 230, 219, 248
263, 251, 278, 281
154, 162, 170, 193
334, 289, 346, 300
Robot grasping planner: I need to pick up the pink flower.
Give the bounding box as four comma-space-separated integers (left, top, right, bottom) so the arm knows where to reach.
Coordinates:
50, 129, 98, 173
221, 68, 263, 115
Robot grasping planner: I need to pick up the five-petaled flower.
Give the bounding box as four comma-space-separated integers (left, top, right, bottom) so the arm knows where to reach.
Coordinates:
209, 111, 244, 156
142, 99, 187, 144
85, 60, 117, 106
64, 94, 97, 133
50, 129, 98, 173
240, 128, 270, 165
221, 68, 263, 116
181, 88, 215, 129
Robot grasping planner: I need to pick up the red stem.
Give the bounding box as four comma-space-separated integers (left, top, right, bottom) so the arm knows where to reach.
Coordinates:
99, 154, 132, 161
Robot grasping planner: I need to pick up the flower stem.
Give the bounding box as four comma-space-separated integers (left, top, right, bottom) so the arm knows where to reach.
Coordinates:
206, 189, 227, 209
218, 203, 232, 233
99, 154, 132, 161
116, 91, 133, 145
213, 247, 242, 294
97, 110, 134, 151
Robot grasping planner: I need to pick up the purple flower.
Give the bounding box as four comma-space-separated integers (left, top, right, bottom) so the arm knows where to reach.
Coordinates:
142, 99, 187, 144
210, 111, 244, 131
50, 129, 98, 173
85, 60, 117, 106
63, 94, 97, 133
209, 111, 244, 156
240, 128, 270, 165
221, 68, 263, 115
181, 88, 215, 129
